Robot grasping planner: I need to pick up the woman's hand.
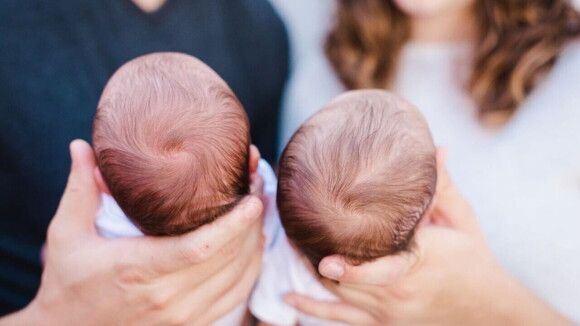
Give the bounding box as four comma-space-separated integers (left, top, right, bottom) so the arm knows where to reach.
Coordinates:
1, 139, 265, 326
284, 149, 573, 326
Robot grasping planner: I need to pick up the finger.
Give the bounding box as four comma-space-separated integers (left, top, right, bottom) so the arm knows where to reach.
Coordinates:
318, 253, 416, 286
184, 229, 263, 324
196, 244, 263, 325
172, 221, 262, 295
138, 223, 263, 326
319, 278, 385, 314
122, 195, 264, 277
284, 293, 377, 326
51, 139, 100, 237
148, 226, 249, 298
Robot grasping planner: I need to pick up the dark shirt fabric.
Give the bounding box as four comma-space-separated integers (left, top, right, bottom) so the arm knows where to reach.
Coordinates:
0, 0, 288, 314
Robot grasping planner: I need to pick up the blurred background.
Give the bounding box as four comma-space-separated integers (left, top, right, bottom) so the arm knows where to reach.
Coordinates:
1, 0, 579, 322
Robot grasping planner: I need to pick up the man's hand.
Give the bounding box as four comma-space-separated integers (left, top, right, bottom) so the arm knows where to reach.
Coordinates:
1, 139, 265, 326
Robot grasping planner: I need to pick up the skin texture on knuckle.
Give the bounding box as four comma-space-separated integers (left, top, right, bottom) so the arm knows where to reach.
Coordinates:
169, 241, 213, 265
182, 241, 213, 264
113, 259, 149, 286
217, 239, 241, 260
381, 261, 411, 286
143, 286, 174, 312
63, 274, 89, 303
390, 278, 418, 303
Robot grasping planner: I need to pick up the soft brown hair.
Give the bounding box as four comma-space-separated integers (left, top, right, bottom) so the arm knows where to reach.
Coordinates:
277, 90, 436, 270
92, 53, 250, 236
326, 0, 580, 119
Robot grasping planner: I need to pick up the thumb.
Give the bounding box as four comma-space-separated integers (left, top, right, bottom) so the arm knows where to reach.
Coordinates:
433, 152, 479, 233
318, 252, 417, 286
51, 139, 100, 237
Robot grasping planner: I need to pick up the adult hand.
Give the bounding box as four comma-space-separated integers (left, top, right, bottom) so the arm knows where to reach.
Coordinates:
284, 149, 573, 326
1, 139, 265, 326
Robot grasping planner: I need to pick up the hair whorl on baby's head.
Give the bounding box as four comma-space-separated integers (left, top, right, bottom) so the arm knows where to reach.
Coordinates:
277, 90, 436, 271
92, 52, 250, 236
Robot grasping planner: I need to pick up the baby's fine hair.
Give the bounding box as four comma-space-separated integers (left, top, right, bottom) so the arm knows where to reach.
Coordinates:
277, 90, 436, 269
93, 52, 250, 236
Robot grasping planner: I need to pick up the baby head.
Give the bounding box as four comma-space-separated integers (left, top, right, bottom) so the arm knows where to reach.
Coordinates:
278, 90, 436, 270
92, 52, 256, 236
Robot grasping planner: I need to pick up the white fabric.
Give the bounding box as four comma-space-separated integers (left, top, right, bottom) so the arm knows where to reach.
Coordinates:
272, 0, 580, 322
250, 232, 346, 326
96, 159, 280, 326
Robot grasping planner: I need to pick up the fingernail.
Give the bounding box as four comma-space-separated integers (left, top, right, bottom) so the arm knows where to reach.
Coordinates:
321, 262, 345, 279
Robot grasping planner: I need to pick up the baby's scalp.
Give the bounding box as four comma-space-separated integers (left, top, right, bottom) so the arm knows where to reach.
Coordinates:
93, 52, 251, 236
277, 89, 436, 270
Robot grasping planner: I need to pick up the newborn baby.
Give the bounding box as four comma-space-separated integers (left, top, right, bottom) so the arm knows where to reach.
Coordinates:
93, 52, 279, 326
250, 90, 437, 326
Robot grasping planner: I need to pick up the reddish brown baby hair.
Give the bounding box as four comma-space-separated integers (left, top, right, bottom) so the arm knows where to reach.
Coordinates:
92, 52, 250, 236
277, 90, 436, 270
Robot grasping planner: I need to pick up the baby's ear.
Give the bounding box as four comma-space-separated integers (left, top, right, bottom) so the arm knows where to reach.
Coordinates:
249, 144, 261, 173
94, 167, 111, 195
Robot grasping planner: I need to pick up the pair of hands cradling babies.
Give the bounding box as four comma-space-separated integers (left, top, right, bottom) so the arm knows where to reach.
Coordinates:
19, 141, 566, 326
19, 141, 516, 325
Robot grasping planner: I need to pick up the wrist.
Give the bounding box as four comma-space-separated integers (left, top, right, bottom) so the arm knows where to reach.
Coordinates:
480, 267, 572, 326
0, 298, 60, 326
0, 300, 46, 326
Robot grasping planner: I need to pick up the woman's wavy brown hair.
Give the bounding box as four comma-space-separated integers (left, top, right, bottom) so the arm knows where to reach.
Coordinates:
326, 0, 580, 119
